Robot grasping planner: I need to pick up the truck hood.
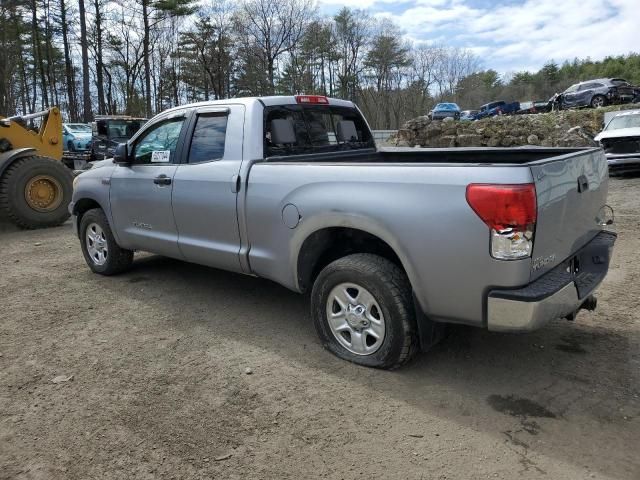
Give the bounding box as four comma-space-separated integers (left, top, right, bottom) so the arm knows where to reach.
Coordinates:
88, 158, 114, 169
594, 127, 640, 142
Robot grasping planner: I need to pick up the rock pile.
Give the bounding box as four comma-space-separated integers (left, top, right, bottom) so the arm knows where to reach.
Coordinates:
390, 104, 639, 148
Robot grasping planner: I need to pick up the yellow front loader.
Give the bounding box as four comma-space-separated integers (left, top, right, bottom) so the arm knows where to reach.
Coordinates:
0, 107, 73, 229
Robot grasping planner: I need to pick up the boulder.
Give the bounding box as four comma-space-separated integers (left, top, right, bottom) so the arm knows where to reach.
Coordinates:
395, 104, 637, 149
456, 134, 484, 147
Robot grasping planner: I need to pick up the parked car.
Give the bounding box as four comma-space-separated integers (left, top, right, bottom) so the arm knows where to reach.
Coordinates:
551, 78, 637, 110
71, 95, 616, 369
533, 100, 552, 113
430, 103, 461, 120
594, 109, 640, 174
474, 100, 520, 119
516, 101, 536, 115
459, 110, 478, 121
91, 115, 146, 160
516, 100, 552, 115
63, 123, 92, 152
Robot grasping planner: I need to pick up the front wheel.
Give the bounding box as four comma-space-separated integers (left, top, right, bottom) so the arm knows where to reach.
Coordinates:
311, 254, 419, 369
79, 208, 133, 275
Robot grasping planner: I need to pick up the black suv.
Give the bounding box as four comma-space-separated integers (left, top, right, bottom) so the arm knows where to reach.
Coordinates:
552, 78, 637, 109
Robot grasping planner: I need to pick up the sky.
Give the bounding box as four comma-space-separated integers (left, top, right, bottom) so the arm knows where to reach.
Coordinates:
316, 0, 637, 74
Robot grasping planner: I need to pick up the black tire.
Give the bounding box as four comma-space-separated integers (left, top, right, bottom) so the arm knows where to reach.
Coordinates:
591, 95, 607, 108
311, 253, 419, 369
79, 208, 134, 275
67, 140, 76, 152
0, 156, 73, 229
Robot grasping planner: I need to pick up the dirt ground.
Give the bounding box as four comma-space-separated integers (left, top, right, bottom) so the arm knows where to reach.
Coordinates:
1, 177, 639, 480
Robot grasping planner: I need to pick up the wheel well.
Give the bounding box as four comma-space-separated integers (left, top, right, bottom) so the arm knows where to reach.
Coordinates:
74, 198, 102, 228
297, 227, 404, 292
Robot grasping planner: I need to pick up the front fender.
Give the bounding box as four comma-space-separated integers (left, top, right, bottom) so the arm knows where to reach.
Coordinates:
0, 148, 37, 177
71, 164, 120, 243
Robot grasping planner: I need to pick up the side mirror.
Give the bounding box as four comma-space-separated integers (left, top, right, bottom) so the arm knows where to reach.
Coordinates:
113, 143, 130, 165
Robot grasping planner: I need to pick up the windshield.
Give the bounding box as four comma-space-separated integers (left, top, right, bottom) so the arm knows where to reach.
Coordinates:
97, 120, 145, 140
606, 114, 640, 131
435, 103, 459, 111
67, 124, 91, 133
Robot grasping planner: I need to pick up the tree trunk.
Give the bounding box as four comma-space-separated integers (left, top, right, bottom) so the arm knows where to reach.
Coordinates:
267, 58, 275, 95
31, 0, 49, 109
60, 0, 77, 121
94, 0, 106, 115
142, 0, 152, 117
78, 0, 93, 122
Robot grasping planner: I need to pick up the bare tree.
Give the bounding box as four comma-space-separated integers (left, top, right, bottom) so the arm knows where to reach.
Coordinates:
334, 7, 371, 101
236, 0, 315, 94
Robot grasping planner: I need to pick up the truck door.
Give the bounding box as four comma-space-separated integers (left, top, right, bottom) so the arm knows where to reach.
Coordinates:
171, 105, 244, 273
109, 115, 187, 258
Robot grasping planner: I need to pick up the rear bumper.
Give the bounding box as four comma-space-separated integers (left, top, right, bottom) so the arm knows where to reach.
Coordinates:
486, 231, 616, 332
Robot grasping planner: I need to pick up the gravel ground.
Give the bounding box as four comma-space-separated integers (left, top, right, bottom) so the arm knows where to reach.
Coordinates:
1, 177, 639, 480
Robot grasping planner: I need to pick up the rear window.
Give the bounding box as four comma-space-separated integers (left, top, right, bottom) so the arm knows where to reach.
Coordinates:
264, 104, 374, 158
610, 78, 629, 86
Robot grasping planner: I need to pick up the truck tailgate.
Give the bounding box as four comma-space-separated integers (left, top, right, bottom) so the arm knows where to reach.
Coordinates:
530, 148, 609, 280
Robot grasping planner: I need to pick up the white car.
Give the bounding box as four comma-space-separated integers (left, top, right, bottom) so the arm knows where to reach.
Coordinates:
594, 109, 640, 174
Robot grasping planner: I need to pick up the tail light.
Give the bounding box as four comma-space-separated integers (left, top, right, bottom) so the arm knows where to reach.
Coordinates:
466, 184, 537, 260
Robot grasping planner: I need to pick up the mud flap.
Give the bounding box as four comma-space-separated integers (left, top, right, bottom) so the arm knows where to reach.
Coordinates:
413, 293, 446, 352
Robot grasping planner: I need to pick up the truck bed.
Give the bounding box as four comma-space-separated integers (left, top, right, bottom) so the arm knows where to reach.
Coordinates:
248, 145, 609, 327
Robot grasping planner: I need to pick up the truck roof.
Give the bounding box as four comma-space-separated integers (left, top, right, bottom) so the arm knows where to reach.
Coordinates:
160, 96, 356, 116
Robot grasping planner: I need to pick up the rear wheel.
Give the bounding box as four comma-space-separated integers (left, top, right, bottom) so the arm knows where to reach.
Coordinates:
311, 254, 419, 369
79, 208, 133, 275
0, 156, 73, 229
591, 95, 607, 108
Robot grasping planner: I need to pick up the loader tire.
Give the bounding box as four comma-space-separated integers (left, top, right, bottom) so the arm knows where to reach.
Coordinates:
0, 156, 73, 229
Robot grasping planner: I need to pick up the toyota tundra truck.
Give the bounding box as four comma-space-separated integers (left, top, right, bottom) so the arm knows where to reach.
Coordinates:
70, 95, 616, 369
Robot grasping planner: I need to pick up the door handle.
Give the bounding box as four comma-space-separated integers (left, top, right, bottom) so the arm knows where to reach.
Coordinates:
577, 174, 589, 193
231, 174, 241, 193
153, 174, 172, 186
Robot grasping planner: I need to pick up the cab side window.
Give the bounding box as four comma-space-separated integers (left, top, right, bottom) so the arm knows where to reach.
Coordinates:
133, 118, 185, 165
188, 114, 228, 163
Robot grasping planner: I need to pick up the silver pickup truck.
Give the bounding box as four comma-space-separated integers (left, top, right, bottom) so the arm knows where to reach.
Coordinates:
71, 95, 616, 369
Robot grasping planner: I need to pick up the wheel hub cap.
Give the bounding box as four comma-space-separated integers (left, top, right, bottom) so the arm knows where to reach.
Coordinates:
24, 175, 63, 212
326, 283, 386, 356
85, 223, 108, 266
346, 304, 370, 329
